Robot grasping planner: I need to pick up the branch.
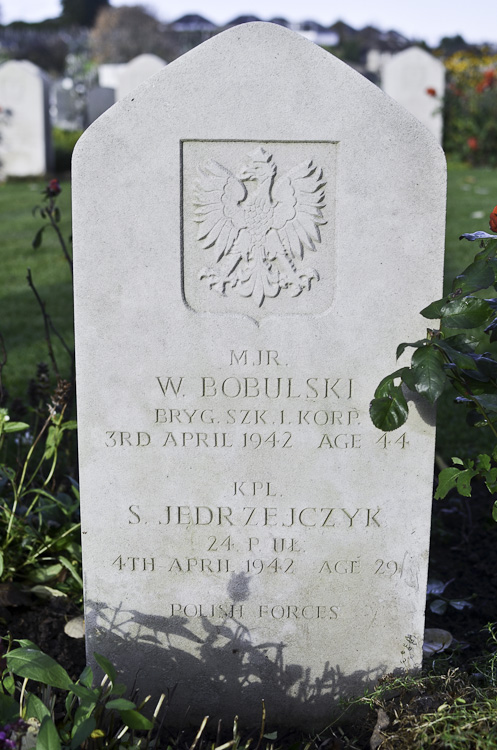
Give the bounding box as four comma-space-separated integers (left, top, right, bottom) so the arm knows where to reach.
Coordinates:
26, 268, 60, 379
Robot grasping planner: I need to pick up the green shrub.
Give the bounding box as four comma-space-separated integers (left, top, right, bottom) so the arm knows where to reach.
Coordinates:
53, 128, 83, 174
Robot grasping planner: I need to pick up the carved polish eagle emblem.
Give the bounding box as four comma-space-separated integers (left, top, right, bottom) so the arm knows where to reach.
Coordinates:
193, 147, 326, 308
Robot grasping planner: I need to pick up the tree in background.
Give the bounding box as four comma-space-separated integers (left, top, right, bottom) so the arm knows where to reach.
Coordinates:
61, 0, 109, 27
89, 5, 180, 63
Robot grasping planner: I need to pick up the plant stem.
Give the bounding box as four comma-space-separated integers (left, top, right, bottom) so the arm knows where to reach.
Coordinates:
48, 201, 73, 277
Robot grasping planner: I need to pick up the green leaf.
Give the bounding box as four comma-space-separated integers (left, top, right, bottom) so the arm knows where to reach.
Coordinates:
44, 425, 62, 461
59, 556, 83, 587
451, 457, 465, 466
2, 674, 15, 695
14, 639, 41, 650
477, 453, 492, 471
484, 468, 497, 494
435, 341, 477, 370
429, 599, 447, 615
3, 421, 29, 433
473, 394, 497, 414
369, 390, 408, 432
119, 709, 153, 730
27, 564, 63, 584
471, 354, 497, 380
420, 298, 446, 319
411, 346, 447, 403
449, 599, 472, 610
78, 665, 93, 689
401, 368, 417, 392
37, 716, 61, 750
106, 698, 136, 710
373, 368, 407, 398
452, 258, 495, 295
440, 297, 494, 329
444, 334, 478, 352
94, 653, 117, 686
6, 647, 74, 690
455, 468, 478, 497
32, 226, 46, 249
62, 420, 77, 431
25, 693, 51, 722
492, 500, 497, 523
71, 717, 96, 749
434, 467, 461, 499
69, 683, 99, 704
396, 340, 426, 359
484, 317, 497, 342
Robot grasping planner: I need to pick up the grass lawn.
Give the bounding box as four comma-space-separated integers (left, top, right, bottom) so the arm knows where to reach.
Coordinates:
1, 162, 497, 460
0, 179, 73, 399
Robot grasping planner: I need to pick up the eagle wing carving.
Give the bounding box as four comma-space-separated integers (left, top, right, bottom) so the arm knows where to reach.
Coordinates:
193, 148, 327, 306
271, 160, 326, 260
193, 160, 248, 262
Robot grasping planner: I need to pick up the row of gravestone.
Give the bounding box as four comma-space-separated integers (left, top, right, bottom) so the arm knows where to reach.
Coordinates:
0, 45, 444, 178
0, 53, 166, 178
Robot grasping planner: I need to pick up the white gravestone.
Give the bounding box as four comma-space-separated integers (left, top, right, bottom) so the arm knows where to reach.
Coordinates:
381, 47, 445, 144
0, 60, 52, 177
116, 54, 167, 100
73, 23, 446, 729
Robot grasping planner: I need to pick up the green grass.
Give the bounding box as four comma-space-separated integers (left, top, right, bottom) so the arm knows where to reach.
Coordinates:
0, 179, 73, 400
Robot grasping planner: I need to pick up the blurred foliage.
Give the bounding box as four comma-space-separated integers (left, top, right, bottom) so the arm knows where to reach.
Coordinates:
53, 128, 82, 173
89, 5, 181, 64
443, 51, 497, 166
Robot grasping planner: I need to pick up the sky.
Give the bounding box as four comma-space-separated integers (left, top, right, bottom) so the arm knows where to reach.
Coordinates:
0, 0, 494, 47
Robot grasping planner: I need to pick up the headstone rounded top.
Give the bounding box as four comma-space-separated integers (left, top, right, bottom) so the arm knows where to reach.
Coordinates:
80, 21, 444, 160
125, 53, 168, 69
386, 45, 444, 68
0, 59, 46, 78
116, 53, 168, 100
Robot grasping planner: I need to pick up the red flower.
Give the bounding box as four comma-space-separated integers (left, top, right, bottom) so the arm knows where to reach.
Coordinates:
46, 178, 61, 197
476, 69, 496, 93
490, 206, 497, 233
426, 87, 437, 97
484, 69, 495, 85
467, 137, 479, 151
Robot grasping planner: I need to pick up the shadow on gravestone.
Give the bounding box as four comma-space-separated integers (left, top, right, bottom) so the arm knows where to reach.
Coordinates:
85, 598, 390, 728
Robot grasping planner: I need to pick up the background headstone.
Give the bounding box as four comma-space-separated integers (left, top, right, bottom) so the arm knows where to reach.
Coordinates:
116, 53, 167, 100
73, 23, 445, 729
381, 47, 445, 144
0, 60, 52, 177
50, 78, 85, 131
87, 86, 115, 125
98, 63, 126, 91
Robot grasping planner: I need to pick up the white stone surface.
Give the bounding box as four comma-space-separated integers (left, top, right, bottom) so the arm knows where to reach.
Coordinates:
0, 60, 52, 177
98, 64, 126, 89
116, 54, 167, 100
381, 47, 445, 143
73, 22, 446, 729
